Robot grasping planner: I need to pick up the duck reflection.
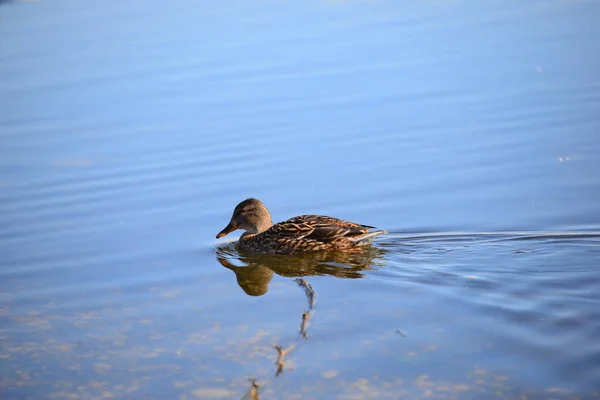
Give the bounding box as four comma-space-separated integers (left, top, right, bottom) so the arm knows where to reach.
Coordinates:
216, 243, 387, 296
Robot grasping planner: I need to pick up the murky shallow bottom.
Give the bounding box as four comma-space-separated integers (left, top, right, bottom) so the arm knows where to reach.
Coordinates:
2, 232, 599, 399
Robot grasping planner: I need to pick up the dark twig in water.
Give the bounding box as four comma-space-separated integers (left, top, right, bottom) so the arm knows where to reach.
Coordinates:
274, 343, 295, 377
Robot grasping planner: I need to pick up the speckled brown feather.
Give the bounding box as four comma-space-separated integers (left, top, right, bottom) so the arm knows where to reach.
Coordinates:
239, 215, 386, 254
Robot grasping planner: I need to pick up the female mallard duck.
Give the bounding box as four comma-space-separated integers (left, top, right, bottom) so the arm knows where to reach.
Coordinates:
216, 198, 387, 254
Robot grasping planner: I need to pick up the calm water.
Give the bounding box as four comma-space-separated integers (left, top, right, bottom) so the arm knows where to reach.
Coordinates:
1, 0, 600, 399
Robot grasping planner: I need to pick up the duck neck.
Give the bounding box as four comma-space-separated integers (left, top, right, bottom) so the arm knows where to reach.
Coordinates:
242, 217, 273, 237
255, 215, 273, 233
257, 216, 273, 233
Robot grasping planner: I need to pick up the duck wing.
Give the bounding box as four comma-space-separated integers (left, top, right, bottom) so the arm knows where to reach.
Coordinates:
270, 215, 371, 242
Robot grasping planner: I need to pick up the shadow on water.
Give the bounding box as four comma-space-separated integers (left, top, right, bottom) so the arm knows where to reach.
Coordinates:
215, 243, 387, 296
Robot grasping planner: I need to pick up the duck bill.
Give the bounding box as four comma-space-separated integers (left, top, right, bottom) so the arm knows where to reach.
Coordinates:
216, 221, 238, 238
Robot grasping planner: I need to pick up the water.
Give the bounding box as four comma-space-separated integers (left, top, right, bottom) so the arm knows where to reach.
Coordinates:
1, 0, 600, 398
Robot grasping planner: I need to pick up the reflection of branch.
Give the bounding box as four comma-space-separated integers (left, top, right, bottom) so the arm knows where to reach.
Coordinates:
294, 278, 317, 309
300, 310, 312, 339
294, 278, 317, 340
266, 280, 319, 378
241, 378, 260, 400
274, 344, 295, 377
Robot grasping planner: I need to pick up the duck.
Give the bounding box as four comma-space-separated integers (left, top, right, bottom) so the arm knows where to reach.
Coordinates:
216, 198, 387, 254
